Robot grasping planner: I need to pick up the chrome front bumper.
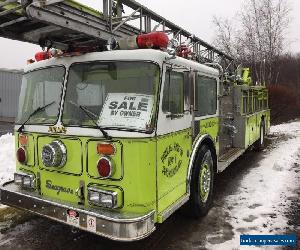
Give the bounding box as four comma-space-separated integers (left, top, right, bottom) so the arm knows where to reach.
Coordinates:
0, 182, 155, 241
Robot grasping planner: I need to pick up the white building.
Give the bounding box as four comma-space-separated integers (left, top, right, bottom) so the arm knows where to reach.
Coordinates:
0, 68, 22, 122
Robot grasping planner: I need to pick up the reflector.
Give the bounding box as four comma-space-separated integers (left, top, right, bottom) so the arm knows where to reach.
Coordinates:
16, 147, 27, 164
97, 157, 113, 178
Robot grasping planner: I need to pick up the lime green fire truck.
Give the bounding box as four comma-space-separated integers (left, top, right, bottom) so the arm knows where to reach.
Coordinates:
0, 0, 270, 241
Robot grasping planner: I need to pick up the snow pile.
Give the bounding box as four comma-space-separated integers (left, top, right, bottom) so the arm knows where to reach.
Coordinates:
0, 134, 15, 185
207, 120, 300, 249
270, 120, 300, 134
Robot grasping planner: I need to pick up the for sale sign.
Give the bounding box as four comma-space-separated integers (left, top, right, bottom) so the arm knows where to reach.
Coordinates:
98, 93, 154, 130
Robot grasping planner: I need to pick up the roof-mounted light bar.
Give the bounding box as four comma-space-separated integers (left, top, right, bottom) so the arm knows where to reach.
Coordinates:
118, 32, 169, 50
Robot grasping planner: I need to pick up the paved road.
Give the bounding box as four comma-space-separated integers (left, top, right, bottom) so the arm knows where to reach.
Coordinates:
0, 129, 299, 249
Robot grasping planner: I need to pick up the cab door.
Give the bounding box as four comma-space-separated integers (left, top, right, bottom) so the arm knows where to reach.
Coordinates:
156, 67, 192, 218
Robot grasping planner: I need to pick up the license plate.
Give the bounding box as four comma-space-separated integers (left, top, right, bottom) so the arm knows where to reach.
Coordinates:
66, 209, 80, 227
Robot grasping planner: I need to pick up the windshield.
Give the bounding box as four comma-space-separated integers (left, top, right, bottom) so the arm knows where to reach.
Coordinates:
16, 67, 65, 125
62, 61, 159, 132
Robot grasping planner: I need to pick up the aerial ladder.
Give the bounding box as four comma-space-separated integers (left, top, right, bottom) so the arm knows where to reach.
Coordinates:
0, 0, 233, 68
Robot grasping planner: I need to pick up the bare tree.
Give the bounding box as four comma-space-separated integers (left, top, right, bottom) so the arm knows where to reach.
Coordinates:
212, 16, 236, 58
213, 0, 290, 84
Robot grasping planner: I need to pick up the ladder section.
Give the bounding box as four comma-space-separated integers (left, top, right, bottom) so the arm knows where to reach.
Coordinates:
104, 0, 233, 65
0, 0, 233, 67
0, 0, 139, 50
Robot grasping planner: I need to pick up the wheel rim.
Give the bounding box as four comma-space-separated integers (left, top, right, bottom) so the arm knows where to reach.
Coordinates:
199, 153, 212, 203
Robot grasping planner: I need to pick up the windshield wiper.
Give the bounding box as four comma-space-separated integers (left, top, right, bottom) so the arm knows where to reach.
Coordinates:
68, 101, 111, 140
17, 101, 55, 133
80, 105, 112, 140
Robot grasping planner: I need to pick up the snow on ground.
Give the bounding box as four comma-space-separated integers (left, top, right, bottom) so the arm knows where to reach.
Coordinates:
207, 120, 300, 249
0, 134, 16, 183
0, 134, 15, 185
0, 134, 15, 209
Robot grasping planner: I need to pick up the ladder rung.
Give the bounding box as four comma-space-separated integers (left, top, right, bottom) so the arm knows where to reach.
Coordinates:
0, 16, 27, 28
0, 5, 22, 17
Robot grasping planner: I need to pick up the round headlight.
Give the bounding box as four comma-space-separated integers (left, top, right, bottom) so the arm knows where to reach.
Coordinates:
41, 140, 67, 168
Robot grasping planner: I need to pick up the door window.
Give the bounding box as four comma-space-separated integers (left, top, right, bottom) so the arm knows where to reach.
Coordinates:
162, 70, 184, 115
195, 75, 217, 116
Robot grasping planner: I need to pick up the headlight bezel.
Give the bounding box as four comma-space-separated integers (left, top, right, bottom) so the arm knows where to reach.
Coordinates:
14, 172, 35, 189
87, 187, 118, 209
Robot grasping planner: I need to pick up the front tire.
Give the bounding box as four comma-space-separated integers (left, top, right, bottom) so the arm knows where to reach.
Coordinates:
187, 144, 215, 218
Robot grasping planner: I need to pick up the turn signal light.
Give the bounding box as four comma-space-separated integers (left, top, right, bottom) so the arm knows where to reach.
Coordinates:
97, 157, 113, 178
97, 143, 115, 155
16, 147, 27, 165
19, 134, 28, 146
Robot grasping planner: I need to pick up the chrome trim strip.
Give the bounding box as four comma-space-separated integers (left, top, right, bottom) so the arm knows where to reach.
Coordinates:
159, 194, 189, 222
186, 134, 215, 194
14, 125, 155, 138
0, 182, 155, 241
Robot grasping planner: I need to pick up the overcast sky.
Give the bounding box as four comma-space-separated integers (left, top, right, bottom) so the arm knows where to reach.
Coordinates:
0, 0, 299, 69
